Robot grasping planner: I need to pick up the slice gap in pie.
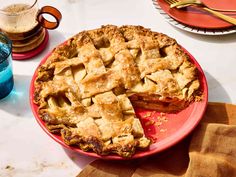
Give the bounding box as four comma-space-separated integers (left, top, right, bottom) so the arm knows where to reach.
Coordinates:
33, 25, 203, 158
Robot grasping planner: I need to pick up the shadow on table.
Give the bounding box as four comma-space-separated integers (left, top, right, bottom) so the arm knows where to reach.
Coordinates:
204, 71, 231, 103
19, 30, 67, 62
37, 30, 67, 61
173, 26, 236, 43
67, 0, 80, 3
0, 74, 33, 119
63, 148, 97, 169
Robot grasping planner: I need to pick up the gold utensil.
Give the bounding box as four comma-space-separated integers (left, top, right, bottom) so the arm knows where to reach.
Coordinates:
165, 0, 236, 25
170, 0, 236, 12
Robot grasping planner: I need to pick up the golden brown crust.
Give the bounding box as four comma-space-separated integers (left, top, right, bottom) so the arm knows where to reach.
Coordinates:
33, 25, 202, 157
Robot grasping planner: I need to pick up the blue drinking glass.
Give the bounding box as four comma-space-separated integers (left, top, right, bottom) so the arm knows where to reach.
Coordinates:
0, 33, 14, 99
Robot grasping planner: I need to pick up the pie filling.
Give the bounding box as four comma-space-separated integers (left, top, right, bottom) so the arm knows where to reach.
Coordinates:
129, 95, 189, 113
33, 25, 202, 157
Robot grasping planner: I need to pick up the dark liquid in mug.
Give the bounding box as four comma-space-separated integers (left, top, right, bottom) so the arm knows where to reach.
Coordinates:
0, 3, 38, 34
2, 3, 31, 14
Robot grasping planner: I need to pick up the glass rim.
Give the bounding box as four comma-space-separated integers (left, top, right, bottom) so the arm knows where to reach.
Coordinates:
0, 0, 38, 16
0, 32, 12, 64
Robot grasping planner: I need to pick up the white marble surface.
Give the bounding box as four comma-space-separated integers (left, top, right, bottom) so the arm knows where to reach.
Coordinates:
0, 0, 236, 176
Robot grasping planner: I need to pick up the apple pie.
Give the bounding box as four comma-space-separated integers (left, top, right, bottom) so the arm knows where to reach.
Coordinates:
33, 25, 202, 157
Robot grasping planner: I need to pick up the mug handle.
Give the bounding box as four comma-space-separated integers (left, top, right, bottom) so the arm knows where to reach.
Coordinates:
37, 6, 62, 30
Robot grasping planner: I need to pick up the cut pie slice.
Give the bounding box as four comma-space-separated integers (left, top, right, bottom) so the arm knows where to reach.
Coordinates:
34, 25, 202, 157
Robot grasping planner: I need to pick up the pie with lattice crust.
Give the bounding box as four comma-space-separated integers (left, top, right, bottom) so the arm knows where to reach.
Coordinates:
33, 25, 202, 157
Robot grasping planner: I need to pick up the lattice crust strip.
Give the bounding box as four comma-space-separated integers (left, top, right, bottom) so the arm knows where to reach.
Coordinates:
34, 25, 202, 157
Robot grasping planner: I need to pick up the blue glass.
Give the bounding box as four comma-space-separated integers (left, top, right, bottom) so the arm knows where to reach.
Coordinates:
0, 33, 14, 99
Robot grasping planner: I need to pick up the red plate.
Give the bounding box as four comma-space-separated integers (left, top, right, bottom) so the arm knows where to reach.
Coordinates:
30, 43, 208, 160
157, 0, 236, 29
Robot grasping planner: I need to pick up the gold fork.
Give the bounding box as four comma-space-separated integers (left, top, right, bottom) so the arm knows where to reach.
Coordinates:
170, 0, 236, 12
165, 0, 236, 25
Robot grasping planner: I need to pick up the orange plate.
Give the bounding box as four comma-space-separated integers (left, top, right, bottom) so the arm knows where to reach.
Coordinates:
30, 43, 208, 160
157, 0, 236, 29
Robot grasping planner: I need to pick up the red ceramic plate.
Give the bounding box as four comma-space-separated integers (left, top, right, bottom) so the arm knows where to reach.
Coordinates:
30, 43, 208, 160
157, 0, 236, 29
